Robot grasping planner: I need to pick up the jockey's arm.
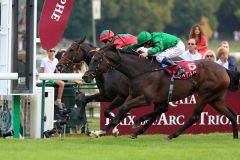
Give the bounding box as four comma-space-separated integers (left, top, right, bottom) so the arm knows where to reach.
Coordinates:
147, 42, 164, 55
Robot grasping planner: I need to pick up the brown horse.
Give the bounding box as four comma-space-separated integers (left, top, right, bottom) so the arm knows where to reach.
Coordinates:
82, 44, 239, 140
57, 39, 171, 137
57, 38, 129, 120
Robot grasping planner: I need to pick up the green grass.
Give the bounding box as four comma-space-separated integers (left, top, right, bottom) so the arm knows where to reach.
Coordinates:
0, 133, 239, 160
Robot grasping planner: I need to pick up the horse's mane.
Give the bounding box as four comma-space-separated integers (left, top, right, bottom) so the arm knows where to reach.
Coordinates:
100, 44, 160, 70
99, 44, 140, 56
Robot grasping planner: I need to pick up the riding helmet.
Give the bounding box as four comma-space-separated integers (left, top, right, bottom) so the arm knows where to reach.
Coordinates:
137, 31, 152, 45
99, 30, 115, 42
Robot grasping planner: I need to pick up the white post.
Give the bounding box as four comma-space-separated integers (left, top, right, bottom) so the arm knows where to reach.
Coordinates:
92, 0, 101, 46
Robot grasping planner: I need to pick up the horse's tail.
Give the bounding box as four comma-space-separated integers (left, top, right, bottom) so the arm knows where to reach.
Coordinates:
226, 69, 240, 91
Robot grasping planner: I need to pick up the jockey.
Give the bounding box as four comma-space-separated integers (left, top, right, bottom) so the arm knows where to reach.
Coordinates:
136, 31, 185, 78
99, 30, 137, 48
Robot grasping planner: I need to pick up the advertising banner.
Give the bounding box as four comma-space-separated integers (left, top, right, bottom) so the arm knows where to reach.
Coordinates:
100, 91, 240, 135
38, 0, 74, 50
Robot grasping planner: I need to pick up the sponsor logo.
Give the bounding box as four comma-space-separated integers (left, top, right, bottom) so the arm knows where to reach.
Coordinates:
169, 94, 196, 107
51, 0, 67, 21
105, 112, 240, 126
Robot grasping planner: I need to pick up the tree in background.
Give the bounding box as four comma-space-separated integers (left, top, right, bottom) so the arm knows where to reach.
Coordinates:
165, 0, 221, 39
216, 0, 240, 39
64, 0, 173, 44
64, 0, 92, 39
37, 0, 240, 42
97, 0, 173, 36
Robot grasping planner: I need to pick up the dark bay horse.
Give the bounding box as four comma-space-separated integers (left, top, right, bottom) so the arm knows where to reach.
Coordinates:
57, 39, 171, 137
82, 44, 239, 140
57, 38, 129, 121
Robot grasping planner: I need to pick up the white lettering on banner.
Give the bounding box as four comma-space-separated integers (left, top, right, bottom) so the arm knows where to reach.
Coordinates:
104, 112, 240, 126
51, 0, 67, 22
169, 94, 196, 107
199, 112, 240, 125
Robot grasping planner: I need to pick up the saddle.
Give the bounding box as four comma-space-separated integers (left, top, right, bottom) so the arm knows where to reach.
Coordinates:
164, 61, 199, 80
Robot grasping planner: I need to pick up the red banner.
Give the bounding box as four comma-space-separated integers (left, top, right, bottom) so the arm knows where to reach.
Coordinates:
38, 0, 74, 50
100, 91, 240, 135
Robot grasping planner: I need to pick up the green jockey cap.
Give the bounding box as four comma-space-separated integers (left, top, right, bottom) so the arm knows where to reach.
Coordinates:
137, 31, 152, 45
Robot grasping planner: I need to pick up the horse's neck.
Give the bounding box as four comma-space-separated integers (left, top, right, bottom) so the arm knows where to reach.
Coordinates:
84, 53, 93, 65
84, 50, 95, 65
114, 54, 159, 79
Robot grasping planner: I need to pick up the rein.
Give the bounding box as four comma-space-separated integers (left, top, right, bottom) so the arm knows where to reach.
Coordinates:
92, 48, 163, 79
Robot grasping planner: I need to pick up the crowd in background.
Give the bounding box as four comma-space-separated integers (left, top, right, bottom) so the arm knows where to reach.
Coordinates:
180, 24, 238, 72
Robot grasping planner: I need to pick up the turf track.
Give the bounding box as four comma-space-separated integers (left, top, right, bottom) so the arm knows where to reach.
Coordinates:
0, 133, 240, 160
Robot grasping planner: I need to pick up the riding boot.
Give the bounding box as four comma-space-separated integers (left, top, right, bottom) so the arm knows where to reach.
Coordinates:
162, 57, 185, 78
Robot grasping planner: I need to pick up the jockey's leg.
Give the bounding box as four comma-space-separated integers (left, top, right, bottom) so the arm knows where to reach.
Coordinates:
156, 55, 185, 78
156, 41, 185, 78
162, 57, 185, 77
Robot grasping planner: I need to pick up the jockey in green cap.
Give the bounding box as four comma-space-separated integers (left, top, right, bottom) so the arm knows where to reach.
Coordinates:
136, 31, 185, 78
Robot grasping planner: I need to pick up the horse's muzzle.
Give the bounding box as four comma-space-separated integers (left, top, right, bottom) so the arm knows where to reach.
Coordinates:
82, 71, 95, 83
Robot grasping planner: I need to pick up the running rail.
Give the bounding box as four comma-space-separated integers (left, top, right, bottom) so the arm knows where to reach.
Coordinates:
0, 73, 18, 80
39, 73, 83, 80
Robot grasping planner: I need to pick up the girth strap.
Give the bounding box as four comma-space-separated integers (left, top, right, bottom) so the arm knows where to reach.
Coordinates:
168, 76, 174, 102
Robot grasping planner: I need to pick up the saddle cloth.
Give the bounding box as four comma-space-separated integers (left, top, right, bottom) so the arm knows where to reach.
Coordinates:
164, 61, 198, 80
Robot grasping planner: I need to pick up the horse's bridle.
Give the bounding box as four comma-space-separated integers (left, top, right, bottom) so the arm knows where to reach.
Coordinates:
89, 49, 121, 78
58, 42, 88, 72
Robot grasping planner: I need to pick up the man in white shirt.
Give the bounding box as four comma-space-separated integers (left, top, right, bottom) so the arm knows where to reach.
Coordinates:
40, 48, 65, 109
180, 38, 202, 61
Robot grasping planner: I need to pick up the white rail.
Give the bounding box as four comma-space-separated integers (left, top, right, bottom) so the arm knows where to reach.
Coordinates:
0, 73, 18, 80
39, 73, 83, 80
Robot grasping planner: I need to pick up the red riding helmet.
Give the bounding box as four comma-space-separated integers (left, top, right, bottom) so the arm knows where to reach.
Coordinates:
99, 30, 115, 42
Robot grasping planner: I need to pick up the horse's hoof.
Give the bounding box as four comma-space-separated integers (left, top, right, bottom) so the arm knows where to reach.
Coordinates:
89, 131, 99, 138
112, 127, 119, 137
130, 133, 138, 139
109, 112, 115, 118
164, 136, 172, 141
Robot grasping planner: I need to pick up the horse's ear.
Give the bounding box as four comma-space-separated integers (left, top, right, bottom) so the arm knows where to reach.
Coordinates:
78, 36, 86, 44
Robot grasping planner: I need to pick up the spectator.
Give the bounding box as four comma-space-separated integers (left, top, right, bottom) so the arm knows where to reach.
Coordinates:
203, 50, 216, 62
219, 41, 230, 52
189, 24, 208, 56
99, 30, 137, 48
219, 41, 238, 71
216, 47, 238, 71
180, 38, 202, 61
40, 48, 65, 109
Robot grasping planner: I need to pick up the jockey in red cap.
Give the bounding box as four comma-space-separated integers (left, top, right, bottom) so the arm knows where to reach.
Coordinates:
99, 30, 137, 48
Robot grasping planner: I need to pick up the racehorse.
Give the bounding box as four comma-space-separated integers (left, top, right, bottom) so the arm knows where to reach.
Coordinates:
82, 44, 239, 140
57, 39, 174, 137
57, 38, 129, 120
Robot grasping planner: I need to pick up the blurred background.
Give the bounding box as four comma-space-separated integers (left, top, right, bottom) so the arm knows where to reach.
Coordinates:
37, 0, 240, 49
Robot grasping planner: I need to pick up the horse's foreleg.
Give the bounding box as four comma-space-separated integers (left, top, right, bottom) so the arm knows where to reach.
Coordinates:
131, 103, 168, 139
133, 103, 168, 128
102, 95, 149, 134
167, 98, 206, 140
81, 93, 107, 106
104, 96, 125, 119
